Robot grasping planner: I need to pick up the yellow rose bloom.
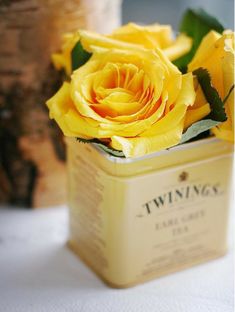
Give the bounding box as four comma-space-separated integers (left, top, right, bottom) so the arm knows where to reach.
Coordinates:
187, 30, 234, 142
52, 23, 192, 75
47, 46, 195, 157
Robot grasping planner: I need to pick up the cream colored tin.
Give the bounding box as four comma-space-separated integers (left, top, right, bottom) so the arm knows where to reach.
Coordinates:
66, 137, 233, 288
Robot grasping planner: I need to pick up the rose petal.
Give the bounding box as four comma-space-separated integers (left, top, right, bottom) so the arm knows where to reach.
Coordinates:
142, 73, 195, 136
184, 104, 211, 130
212, 36, 234, 142
111, 122, 183, 158
163, 34, 192, 61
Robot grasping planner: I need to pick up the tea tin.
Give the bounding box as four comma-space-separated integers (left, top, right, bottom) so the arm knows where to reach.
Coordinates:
66, 137, 233, 288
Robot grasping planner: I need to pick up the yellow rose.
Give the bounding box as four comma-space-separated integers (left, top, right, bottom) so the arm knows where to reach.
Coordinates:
187, 30, 234, 142
52, 23, 192, 75
47, 46, 195, 157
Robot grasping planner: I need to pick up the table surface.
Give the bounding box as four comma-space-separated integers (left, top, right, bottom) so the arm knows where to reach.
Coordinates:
0, 205, 234, 312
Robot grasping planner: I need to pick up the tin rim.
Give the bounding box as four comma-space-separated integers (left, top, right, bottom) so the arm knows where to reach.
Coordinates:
91, 136, 222, 163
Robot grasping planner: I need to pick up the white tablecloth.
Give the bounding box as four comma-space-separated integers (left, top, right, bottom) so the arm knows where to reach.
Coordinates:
0, 205, 234, 312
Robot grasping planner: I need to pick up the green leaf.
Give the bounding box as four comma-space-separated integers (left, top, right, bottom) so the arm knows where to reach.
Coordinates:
193, 68, 227, 122
71, 41, 92, 71
174, 8, 224, 72
180, 67, 227, 144
180, 119, 220, 143
76, 137, 125, 158
76, 137, 96, 144
93, 142, 125, 158
223, 84, 234, 104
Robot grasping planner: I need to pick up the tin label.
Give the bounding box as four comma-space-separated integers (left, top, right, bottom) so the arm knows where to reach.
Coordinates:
67, 141, 232, 287
124, 155, 231, 284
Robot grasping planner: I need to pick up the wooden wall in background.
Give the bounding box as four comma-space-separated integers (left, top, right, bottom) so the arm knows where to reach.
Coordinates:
0, 0, 122, 207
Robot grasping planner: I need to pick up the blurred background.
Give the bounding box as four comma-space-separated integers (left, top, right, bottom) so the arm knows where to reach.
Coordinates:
123, 0, 234, 29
